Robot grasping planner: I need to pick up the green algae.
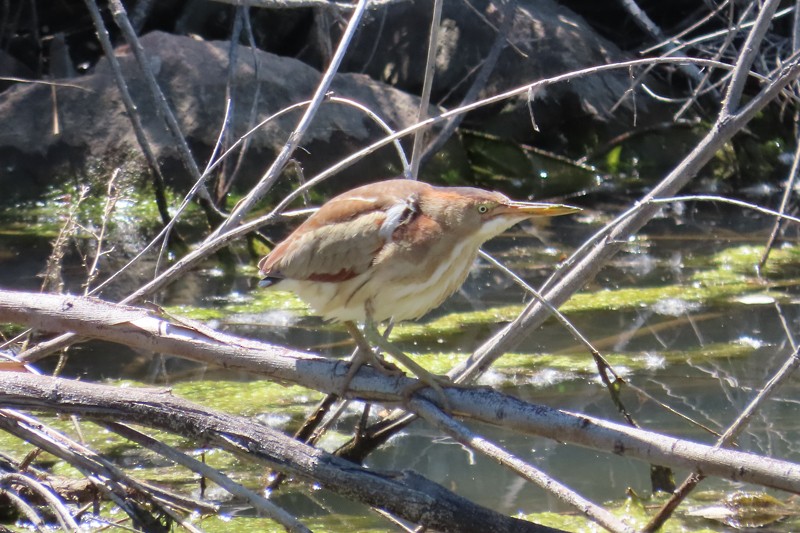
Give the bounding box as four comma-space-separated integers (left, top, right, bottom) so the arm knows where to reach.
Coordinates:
390, 243, 800, 342
398, 339, 759, 377
710, 243, 800, 277
162, 243, 799, 381
388, 279, 763, 342
0, 179, 205, 238
171, 379, 323, 420
169, 288, 311, 321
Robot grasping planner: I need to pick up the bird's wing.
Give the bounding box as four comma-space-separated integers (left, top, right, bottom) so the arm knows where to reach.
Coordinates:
258, 192, 420, 283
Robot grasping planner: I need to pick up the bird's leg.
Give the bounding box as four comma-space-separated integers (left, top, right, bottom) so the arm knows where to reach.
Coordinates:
361, 319, 452, 410
339, 321, 402, 397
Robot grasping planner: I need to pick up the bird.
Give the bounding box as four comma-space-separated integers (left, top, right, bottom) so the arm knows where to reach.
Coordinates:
258, 179, 579, 400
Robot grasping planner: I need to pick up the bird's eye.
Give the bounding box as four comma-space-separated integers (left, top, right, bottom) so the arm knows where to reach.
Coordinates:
477, 205, 489, 214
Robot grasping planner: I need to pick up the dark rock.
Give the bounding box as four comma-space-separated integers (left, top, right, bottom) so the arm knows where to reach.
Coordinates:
0, 49, 34, 93
0, 31, 440, 202
336, 0, 640, 133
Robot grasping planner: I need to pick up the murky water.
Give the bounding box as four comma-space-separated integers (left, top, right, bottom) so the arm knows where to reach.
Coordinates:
2, 202, 800, 530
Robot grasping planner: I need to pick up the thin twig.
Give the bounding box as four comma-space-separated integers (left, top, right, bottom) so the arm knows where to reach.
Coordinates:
104, 422, 311, 533
721, 0, 781, 116
83, 0, 173, 227
83, 169, 120, 294
759, 114, 800, 270
212, 0, 370, 235
409, 0, 443, 179
420, 0, 516, 168
106, 0, 218, 213
0, 472, 80, 531
410, 398, 634, 533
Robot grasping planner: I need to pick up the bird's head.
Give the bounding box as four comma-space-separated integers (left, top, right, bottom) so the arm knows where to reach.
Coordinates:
424, 186, 581, 241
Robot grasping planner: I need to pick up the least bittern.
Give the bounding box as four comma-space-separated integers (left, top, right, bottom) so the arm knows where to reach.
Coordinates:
258, 179, 579, 400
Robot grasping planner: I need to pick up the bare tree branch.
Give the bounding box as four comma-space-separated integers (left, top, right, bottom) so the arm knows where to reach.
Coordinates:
1, 290, 799, 494
0, 373, 559, 533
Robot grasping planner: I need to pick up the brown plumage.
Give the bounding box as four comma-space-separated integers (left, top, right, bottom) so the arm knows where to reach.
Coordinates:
258, 179, 579, 324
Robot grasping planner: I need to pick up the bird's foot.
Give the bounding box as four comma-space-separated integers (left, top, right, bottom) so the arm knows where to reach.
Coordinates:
401, 371, 452, 412
338, 349, 404, 397
372, 356, 403, 376
357, 320, 453, 409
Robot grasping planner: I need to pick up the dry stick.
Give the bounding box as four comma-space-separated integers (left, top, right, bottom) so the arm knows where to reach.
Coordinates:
454, 0, 789, 386
672, 1, 749, 120
720, 0, 778, 118
650, 195, 800, 224
104, 422, 311, 533
420, 0, 516, 168
409, 0, 443, 179
0, 374, 556, 533
341, 22, 800, 463
0, 485, 46, 532
410, 398, 634, 533
661, 5, 792, 63
640, 0, 731, 55
82, 0, 172, 227
106, 0, 218, 212
0, 410, 168, 530
14, 55, 747, 363
211, 0, 370, 236
4, 291, 800, 493
759, 111, 800, 270
218, 8, 264, 200
0, 472, 80, 532
619, 0, 707, 90
150, 99, 234, 283
611, 2, 754, 118
476, 250, 633, 426
217, 6, 245, 204
84, 169, 121, 294
643, 345, 800, 532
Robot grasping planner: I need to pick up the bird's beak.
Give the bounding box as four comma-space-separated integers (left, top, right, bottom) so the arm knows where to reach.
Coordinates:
499, 201, 581, 218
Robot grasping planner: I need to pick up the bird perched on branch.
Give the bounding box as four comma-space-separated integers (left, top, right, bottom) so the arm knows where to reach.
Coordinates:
258, 179, 579, 400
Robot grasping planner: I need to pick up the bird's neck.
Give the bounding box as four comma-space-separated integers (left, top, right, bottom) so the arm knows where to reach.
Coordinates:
421, 196, 470, 234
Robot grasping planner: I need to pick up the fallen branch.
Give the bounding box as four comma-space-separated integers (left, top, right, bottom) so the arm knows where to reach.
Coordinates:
1, 289, 799, 494
0, 373, 557, 533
